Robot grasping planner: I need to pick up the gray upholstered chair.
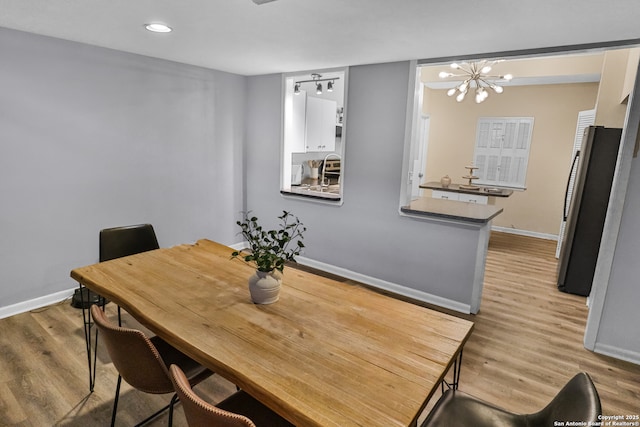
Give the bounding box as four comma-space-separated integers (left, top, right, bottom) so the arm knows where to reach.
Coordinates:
421, 372, 601, 427
169, 365, 294, 427
91, 305, 212, 427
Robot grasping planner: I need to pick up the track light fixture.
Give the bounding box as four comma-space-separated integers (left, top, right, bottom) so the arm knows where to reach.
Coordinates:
294, 73, 339, 96
439, 60, 512, 103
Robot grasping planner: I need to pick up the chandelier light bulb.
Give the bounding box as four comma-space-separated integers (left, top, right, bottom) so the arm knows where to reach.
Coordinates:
450, 63, 460, 69
447, 88, 457, 96
439, 71, 452, 78
481, 66, 492, 74
492, 84, 504, 94
503, 74, 513, 80
475, 88, 489, 103
456, 92, 466, 102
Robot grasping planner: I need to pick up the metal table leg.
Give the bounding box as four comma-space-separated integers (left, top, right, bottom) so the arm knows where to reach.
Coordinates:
441, 348, 464, 392
79, 284, 99, 392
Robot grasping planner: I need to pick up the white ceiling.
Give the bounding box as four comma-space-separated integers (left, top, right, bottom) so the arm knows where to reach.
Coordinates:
1, 0, 639, 76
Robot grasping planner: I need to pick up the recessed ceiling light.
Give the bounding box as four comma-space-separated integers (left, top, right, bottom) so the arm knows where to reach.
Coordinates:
145, 23, 172, 33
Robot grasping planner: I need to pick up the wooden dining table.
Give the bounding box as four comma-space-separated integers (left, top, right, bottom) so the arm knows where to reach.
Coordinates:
70, 239, 474, 427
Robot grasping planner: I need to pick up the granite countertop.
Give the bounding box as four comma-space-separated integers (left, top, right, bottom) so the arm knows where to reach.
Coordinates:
420, 181, 514, 197
401, 197, 503, 223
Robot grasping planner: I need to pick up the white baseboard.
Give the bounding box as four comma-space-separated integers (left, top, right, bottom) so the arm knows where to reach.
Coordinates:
491, 225, 558, 241
0, 288, 76, 320
230, 242, 472, 314
229, 241, 249, 251
593, 342, 640, 366
296, 256, 472, 314
2, 247, 472, 320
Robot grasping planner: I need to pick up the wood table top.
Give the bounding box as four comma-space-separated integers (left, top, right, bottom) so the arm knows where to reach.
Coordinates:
71, 239, 474, 427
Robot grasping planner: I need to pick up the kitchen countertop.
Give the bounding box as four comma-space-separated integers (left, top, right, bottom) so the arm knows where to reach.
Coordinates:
420, 181, 514, 197
401, 197, 503, 223
281, 185, 341, 200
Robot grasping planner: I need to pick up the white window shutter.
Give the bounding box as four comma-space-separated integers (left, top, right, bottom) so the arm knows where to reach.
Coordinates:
474, 117, 534, 188
477, 121, 491, 148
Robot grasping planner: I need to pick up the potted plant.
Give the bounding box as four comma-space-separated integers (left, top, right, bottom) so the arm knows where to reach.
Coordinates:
231, 211, 306, 304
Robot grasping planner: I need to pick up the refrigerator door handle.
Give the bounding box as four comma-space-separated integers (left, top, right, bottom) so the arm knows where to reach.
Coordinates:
563, 150, 580, 221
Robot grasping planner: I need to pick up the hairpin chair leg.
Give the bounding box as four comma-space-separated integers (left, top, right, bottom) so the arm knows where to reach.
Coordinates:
111, 375, 122, 427
109, 377, 176, 427
129, 394, 178, 427
109, 376, 178, 427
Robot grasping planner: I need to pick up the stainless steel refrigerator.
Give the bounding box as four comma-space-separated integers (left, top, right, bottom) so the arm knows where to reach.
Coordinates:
557, 126, 622, 296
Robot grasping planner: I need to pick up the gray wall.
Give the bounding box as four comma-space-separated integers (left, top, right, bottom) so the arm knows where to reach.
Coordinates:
0, 28, 245, 307
2, 25, 639, 364
245, 62, 482, 306
246, 61, 640, 361
596, 154, 640, 359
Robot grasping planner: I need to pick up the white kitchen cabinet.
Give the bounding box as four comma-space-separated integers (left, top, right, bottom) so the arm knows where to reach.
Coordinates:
458, 193, 488, 204
305, 97, 337, 152
432, 190, 459, 201
289, 91, 308, 153
432, 190, 488, 204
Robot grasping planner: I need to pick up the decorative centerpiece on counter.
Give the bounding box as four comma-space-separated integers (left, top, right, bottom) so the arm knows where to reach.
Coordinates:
460, 165, 480, 190
231, 211, 306, 304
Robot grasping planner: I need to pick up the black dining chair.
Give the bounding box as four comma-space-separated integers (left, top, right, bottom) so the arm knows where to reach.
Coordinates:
99, 223, 160, 325
80, 223, 160, 392
100, 223, 160, 261
421, 372, 601, 427
73, 223, 158, 312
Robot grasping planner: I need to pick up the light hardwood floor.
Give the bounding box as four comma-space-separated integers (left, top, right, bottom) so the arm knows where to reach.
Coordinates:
1, 232, 638, 426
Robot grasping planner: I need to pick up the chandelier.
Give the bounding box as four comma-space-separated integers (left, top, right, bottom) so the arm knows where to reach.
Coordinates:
439, 60, 513, 103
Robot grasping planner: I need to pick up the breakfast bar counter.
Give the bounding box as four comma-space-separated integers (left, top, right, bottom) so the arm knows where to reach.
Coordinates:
400, 197, 504, 314
401, 197, 503, 223
419, 181, 514, 197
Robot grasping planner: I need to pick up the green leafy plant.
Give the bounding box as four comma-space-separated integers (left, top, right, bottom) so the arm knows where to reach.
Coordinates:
231, 211, 306, 273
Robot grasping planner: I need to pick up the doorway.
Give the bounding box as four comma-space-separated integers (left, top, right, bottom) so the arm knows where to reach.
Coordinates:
410, 50, 636, 241
401, 43, 640, 353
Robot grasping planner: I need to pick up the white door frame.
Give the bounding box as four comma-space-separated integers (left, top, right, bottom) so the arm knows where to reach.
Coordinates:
410, 114, 430, 200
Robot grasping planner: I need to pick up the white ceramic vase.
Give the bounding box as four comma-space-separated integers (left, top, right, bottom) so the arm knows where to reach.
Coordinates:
248, 270, 282, 304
